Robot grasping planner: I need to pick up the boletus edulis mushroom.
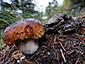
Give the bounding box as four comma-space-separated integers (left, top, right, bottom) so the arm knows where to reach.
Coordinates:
3, 18, 45, 54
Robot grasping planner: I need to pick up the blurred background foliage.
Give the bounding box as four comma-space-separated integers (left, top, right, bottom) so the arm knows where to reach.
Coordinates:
0, 0, 85, 48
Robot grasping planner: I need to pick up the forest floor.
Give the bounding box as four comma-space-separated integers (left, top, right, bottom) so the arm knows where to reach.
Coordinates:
0, 17, 85, 64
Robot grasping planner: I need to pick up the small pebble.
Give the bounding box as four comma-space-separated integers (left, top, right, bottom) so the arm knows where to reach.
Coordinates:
17, 60, 20, 63
47, 52, 50, 55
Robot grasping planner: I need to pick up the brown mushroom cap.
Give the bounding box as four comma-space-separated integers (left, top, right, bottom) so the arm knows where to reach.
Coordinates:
3, 18, 45, 45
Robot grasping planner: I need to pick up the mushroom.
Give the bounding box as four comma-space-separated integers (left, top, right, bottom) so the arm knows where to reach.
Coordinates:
3, 18, 45, 54
45, 14, 83, 34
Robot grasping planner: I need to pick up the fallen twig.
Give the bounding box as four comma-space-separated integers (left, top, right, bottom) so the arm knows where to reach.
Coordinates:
54, 36, 56, 43
0, 62, 2, 64
59, 35, 67, 37
75, 58, 81, 64
57, 51, 59, 61
25, 59, 33, 64
83, 61, 85, 64
59, 42, 66, 51
73, 33, 84, 37
35, 60, 39, 64
60, 49, 67, 63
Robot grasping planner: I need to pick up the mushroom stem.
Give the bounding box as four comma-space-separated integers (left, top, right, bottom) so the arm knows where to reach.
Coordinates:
15, 39, 39, 54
